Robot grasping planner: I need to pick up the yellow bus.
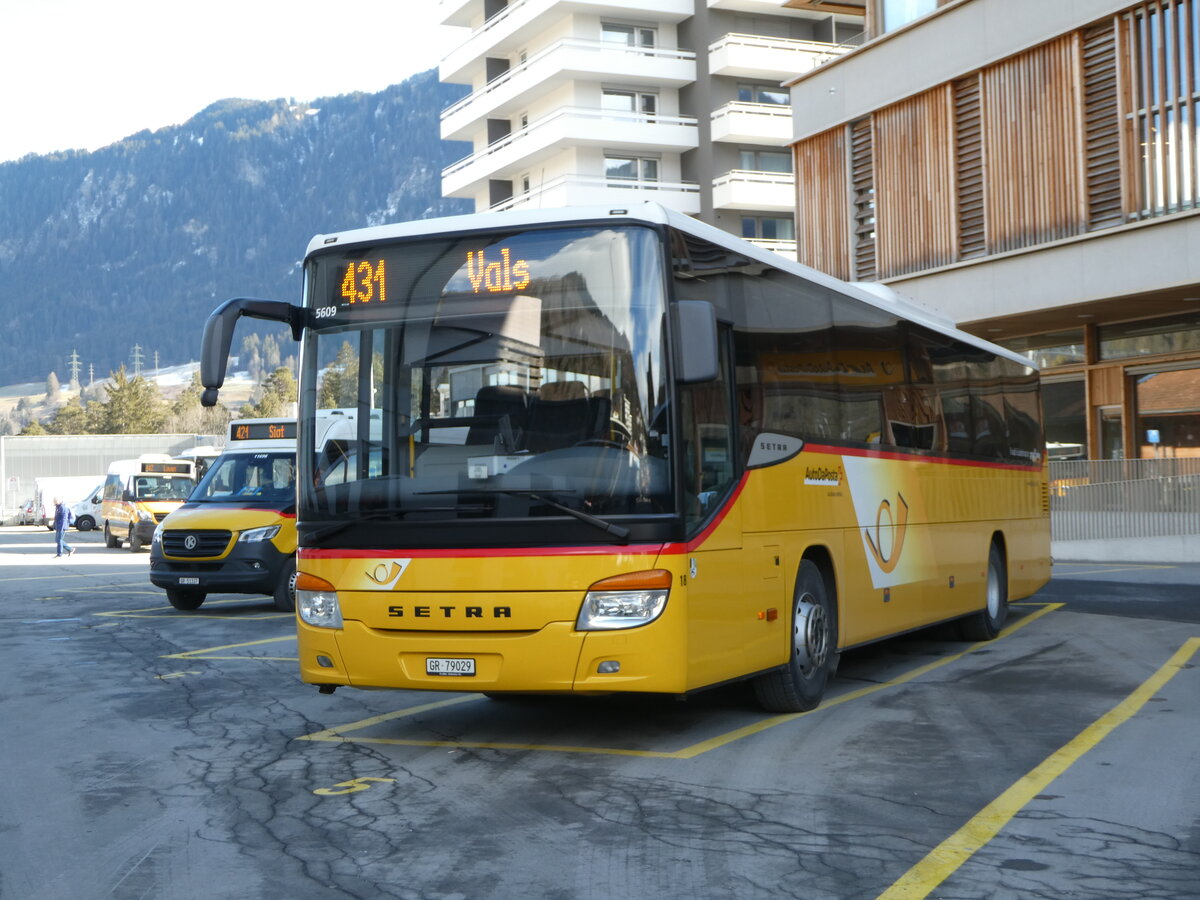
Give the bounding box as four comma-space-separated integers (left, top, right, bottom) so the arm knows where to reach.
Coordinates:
102, 455, 196, 552
149, 418, 298, 611
197, 203, 1050, 711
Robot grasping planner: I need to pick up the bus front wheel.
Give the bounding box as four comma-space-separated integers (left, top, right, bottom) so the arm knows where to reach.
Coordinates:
129, 524, 143, 552
959, 543, 1008, 641
273, 559, 297, 612
753, 559, 839, 713
104, 522, 121, 549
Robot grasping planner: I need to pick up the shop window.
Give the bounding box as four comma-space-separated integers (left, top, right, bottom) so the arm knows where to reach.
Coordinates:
998, 329, 1085, 367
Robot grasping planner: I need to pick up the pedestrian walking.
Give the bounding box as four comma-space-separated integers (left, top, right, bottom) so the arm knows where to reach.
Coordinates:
52, 496, 75, 558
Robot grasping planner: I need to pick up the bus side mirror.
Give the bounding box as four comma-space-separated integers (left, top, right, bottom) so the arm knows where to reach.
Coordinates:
673, 300, 719, 383
201, 297, 306, 406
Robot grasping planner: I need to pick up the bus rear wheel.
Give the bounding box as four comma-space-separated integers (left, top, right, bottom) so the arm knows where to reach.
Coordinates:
104, 522, 121, 549
959, 542, 1008, 641
753, 559, 838, 713
167, 589, 206, 611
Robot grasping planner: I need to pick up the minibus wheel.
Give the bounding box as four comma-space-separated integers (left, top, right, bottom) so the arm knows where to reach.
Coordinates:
104, 522, 121, 549
167, 589, 206, 611
129, 525, 143, 552
959, 542, 1008, 641
753, 559, 839, 713
273, 560, 297, 612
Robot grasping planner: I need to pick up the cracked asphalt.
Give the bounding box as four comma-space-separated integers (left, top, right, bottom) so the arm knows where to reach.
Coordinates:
1, 526, 1197, 899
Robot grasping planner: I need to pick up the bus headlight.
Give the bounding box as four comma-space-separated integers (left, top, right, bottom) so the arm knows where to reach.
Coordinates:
296, 573, 343, 629
576, 569, 671, 631
152, 523, 163, 545
239, 525, 281, 543
137, 509, 155, 522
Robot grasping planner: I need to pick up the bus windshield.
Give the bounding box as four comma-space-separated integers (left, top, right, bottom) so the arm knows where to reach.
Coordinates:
191, 451, 297, 505
133, 476, 194, 501
298, 224, 673, 535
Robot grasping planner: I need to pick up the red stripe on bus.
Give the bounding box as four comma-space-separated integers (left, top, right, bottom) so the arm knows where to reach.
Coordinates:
803, 442, 1043, 472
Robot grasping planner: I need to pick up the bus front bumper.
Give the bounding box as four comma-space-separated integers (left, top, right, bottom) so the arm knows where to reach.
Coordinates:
149, 541, 291, 596
297, 619, 687, 695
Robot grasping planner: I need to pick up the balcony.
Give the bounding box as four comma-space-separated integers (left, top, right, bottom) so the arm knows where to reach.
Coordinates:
443, 106, 699, 196
490, 172, 701, 213
712, 170, 795, 212
708, 0, 866, 15
708, 32, 846, 80
710, 101, 792, 147
441, 0, 694, 84
438, 0, 475, 28
442, 39, 696, 141
746, 237, 797, 259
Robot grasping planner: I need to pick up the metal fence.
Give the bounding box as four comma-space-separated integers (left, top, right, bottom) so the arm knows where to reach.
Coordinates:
1049, 458, 1200, 541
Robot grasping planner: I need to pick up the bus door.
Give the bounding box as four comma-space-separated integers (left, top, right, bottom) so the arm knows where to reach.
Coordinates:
679, 333, 778, 687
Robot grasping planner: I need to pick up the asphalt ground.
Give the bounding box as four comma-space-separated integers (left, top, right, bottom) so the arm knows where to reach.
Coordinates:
0, 525, 1197, 899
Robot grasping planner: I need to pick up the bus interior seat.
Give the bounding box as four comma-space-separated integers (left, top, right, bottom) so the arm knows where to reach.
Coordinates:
525, 381, 609, 452
466, 384, 529, 450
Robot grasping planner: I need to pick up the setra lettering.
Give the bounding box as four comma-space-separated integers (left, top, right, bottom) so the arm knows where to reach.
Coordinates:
386, 605, 513, 619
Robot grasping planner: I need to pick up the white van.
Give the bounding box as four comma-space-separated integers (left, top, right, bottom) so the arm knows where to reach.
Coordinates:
71, 484, 105, 532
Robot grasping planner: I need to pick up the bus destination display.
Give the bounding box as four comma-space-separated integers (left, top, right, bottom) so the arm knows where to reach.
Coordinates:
231, 422, 297, 441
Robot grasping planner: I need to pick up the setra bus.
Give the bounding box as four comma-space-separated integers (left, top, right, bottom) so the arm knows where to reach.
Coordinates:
198, 203, 1051, 711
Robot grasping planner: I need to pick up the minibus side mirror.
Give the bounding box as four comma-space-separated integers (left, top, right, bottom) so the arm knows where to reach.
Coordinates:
672, 300, 719, 383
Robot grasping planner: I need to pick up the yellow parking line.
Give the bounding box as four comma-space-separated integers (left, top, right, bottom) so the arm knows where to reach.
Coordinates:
161, 635, 296, 659
297, 604, 1062, 758
876, 635, 1200, 900
1052, 563, 1176, 576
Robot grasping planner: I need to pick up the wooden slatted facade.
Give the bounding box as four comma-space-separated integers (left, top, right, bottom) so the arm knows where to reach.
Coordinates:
983, 35, 1086, 253
790, 1, 1200, 281
874, 87, 957, 276
794, 127, 851, 280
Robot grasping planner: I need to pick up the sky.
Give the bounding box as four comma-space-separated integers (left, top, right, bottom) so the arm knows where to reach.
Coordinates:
0, 1, 463, 163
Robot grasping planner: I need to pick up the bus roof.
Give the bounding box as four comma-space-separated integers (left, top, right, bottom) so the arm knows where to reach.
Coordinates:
304, 202, 1036, 373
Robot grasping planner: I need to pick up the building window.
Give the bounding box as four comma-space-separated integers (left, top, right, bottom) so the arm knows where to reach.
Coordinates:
603, 90, 657, 119
1135, 366, 1200, 457
602, 22, 656, 48
606, 155, 660, 185
738, 84, 789, 105
880, 0, 938, 33
999, 329, 1086, 368
741, 216, 795, 241
521, 174, 531, 194
739, 149, 792, 173
1098, 311, 1200, 360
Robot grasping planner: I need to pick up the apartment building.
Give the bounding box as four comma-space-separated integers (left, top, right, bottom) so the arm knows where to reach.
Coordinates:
786, 0, 1200, 462
438, 0, 862, 256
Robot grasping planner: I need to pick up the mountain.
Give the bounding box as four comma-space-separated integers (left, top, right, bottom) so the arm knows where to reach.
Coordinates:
0, 69, 470, 386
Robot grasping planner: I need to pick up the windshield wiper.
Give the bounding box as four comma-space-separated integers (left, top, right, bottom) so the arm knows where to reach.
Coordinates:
418, 488, 631, 542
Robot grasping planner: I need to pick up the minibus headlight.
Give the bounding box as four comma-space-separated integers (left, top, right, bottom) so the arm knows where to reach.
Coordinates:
296, 573, 342, 629
576, 569, 671, 631
137, 509, 155, 522
152, 523, 163, 544
239, 525, 281, 543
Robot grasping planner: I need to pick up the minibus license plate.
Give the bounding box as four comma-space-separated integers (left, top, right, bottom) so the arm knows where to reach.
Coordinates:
179, 577, 200, 585
426, 657, 475, 676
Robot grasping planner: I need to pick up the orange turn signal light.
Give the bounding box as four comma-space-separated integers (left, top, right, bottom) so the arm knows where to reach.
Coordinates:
588, 569, 673, 592
296, 572, 335, 592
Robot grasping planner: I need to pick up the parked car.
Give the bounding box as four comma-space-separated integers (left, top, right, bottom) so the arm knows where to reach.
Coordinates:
18, 498, 45, 526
